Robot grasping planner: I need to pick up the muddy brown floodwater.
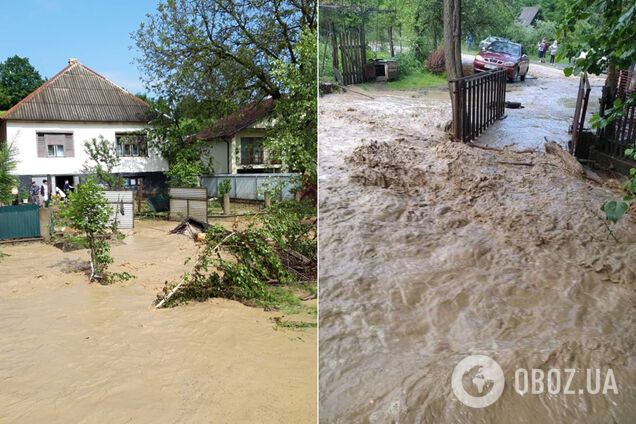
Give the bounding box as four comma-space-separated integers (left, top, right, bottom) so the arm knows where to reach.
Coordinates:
319, 65, 636, 423
0, 220, 316, 423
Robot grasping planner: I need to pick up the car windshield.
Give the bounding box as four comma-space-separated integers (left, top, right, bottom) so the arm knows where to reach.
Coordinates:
487, 41, 520, 57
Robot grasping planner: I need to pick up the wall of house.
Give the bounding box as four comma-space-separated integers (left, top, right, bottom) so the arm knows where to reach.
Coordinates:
231, 128, 283, 173
5, 120, 168, 176
201, 139, 229, 174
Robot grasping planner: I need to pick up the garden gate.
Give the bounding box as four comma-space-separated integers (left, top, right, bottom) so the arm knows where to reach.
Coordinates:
449, 69, 507, 143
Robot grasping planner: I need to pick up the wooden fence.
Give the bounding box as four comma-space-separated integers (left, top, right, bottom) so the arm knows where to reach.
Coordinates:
449, 69, 507, 143
596, 69, 636, 157
571, 72, 592, 156
338, 27, 366, 85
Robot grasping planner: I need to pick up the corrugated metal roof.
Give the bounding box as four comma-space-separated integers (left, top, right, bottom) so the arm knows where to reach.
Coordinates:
518, 7, 540, 26
1, 62, 153, 123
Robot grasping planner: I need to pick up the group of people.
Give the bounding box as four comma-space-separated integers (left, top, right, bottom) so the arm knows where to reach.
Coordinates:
27, 180, 73, 207
538, 38, 559, 64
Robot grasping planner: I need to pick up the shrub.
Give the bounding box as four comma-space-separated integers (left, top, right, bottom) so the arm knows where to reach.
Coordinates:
60, 179, 112, 282
395, 52, 422, 77
167, 154, 202, 188
425, 49, 445, 74
218, 178, 231, 196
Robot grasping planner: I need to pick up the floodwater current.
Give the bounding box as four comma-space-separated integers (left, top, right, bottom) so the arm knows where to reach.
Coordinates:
318, 64, 636, 423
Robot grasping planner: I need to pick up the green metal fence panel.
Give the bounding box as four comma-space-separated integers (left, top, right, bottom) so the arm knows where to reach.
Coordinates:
0, 204, 41, 240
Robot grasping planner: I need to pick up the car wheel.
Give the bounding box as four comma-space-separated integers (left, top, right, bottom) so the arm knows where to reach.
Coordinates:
508, 67, 518, 83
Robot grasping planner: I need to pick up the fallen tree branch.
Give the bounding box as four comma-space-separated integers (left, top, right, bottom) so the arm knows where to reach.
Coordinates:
466, 143, 536, 154
155, 231, 236, 309
497, 160, 534, 166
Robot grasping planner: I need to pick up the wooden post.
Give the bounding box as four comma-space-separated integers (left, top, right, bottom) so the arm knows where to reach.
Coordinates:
264, 192, 271, 208
137, 179, 144, 213
223, 193, 230, 215
330, 21, 338, 71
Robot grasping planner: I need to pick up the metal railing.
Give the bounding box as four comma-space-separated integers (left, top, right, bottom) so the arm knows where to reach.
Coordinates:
449, 69, 507, 143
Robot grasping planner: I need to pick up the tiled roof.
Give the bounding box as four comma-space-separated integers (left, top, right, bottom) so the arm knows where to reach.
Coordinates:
196, 98, 275, 140
1, 61, 152, 122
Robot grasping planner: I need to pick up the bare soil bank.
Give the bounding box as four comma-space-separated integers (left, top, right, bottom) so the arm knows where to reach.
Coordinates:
319, 86, 636, 423
0, 220, 316, 423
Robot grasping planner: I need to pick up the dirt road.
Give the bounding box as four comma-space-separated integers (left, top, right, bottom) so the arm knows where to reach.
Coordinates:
0, 220, 316, 423
319, 69, 636, 422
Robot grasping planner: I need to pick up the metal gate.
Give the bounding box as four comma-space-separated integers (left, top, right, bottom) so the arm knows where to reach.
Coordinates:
449, 69, 507, 143
104, 191, 134, 230
0, 204, 41, 240
169, 187, 208, 223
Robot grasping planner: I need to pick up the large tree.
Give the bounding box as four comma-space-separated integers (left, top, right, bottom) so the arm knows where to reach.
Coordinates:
132, 0, 316, 115
0, 56, 44, 110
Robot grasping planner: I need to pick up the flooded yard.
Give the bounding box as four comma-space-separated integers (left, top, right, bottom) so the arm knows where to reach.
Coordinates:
318, 65, 636, 423
0, 220, 316, 423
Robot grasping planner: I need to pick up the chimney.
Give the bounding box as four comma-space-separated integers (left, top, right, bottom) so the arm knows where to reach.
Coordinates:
68, 58, 79, 65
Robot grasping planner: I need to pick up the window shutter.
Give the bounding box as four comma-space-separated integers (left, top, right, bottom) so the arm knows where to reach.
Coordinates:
37, 134, 46, 157
64, 134, 74, 157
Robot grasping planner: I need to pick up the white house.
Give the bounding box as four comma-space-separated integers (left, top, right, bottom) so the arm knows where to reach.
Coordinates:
195, 98, 283, 174
0, 59, 168, 194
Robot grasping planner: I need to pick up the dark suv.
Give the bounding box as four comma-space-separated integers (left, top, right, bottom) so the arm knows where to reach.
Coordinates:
473, 40, 529, 82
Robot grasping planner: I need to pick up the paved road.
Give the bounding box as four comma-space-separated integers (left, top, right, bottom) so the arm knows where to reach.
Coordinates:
461, 54, 605, 151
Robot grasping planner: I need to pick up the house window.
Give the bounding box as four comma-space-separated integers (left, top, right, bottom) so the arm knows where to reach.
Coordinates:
123, 176, 143, 189
37, 132, 74, 158
116, 133, 148, 157
47, 144, 65, 157
240, 137, 264, 165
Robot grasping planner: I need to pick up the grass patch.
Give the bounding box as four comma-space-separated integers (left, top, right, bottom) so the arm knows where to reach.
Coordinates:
360, 70, 447, 91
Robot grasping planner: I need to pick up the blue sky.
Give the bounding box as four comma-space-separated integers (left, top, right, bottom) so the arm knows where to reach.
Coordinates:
0, 0, 161, 94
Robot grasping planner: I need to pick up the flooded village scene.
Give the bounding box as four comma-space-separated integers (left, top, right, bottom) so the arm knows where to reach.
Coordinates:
0, 0, 317, 423
1, 0, 635, 423
319, 1, 636, 423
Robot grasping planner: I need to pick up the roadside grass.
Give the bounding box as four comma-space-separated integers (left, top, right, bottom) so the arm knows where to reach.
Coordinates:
360, 70, 447, 91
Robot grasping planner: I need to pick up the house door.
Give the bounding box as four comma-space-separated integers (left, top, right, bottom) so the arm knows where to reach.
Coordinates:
56, 175, 74, 193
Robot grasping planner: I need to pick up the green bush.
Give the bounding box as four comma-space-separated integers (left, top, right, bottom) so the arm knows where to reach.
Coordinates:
218, 178, 231, 196
503, 21, 558, 58
395, 52, 422, 77
167, 154, 202, 188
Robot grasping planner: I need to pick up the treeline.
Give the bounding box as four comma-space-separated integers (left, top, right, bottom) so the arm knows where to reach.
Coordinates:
320, 0, 573, 75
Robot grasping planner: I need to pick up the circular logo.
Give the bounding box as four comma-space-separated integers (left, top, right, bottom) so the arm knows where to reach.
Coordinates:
451, 355, 505, 408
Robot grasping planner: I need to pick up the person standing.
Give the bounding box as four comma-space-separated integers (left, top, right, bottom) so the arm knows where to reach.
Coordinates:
63, 180, 73, 195
29, 181, 40, 205
550, 40, 558, 64
538, 39, 547, 63
41, 179, 49, 208
466, 33, 474, 50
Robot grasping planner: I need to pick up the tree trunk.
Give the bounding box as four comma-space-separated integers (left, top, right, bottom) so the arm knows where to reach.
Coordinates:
388, 26, 395, 57
443, 0, 463, 82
